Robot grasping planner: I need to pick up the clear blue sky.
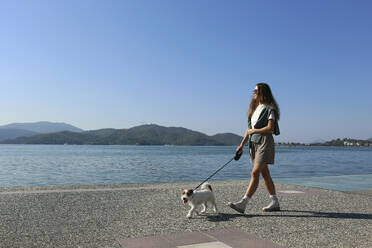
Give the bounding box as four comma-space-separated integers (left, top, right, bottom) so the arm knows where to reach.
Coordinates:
1, 0, 372, 143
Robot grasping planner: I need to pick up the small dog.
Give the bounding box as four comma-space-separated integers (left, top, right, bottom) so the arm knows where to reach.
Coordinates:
181, 183, 217, 218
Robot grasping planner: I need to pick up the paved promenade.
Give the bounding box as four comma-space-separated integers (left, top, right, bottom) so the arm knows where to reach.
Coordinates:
0, 180, 371, 248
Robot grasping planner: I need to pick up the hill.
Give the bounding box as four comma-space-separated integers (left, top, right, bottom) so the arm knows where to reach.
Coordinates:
1, 124, 242, 146
0, 121, 83, 134
0, 129, 39, 141
211, 133, 242, 145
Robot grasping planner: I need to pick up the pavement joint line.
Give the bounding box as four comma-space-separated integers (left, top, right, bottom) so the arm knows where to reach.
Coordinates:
0, 181, 249, 195
0, 186, 322, 196
0, 187, 166, 195
0, 185, 190, 195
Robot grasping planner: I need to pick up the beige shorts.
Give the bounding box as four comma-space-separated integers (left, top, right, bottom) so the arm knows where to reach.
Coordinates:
250, 134, 275, 164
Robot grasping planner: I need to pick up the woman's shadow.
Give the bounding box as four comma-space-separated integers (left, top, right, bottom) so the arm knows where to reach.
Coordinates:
206, 210, 372, 222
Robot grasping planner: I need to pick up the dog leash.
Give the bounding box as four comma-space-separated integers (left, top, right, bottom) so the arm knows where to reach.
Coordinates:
193, 150, 243, 191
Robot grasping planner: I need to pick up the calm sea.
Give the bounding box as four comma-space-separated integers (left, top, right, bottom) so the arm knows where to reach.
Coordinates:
0, 145, 371, 190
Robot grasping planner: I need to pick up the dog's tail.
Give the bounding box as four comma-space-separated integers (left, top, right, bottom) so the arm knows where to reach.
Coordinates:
201, 183, 212, 191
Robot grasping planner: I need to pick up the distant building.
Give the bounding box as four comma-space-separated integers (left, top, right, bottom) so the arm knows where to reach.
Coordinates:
344, 141, 354, 146
343, 140, 371, 147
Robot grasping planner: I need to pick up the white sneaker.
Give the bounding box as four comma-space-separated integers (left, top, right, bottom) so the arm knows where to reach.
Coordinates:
262, 199, 280, 212
227, 199, 247, 214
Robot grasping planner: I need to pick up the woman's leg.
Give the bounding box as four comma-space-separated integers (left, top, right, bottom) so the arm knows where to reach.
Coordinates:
261, 164, 276, 195
228, 162, 267, 213
261, 165, 280, 211
244, 162, 267, 197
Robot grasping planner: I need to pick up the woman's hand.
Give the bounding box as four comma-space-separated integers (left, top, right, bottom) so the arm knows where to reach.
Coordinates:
236, 144, 244, 152
237, 128, 255, 152
246, 129, 255, 135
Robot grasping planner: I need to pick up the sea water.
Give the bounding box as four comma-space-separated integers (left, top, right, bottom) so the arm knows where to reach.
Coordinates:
0, 145, 371, 190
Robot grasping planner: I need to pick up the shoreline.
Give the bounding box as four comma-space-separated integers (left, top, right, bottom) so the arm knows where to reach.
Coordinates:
1, 178, 372, 196
0, 179, 247, 193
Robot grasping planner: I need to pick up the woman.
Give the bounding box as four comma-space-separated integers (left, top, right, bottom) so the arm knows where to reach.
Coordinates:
228, 83, 280, 213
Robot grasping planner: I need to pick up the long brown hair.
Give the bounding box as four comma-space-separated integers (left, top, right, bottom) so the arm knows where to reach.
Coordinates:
247, 83, 280, 120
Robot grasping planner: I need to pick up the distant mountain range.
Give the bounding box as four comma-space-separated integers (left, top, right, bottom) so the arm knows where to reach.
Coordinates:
0, 122, 84, 141
0, 121, 83, 133
1, 121, 370, 146
310, 139, 327, 144
0, 124, 242, 146
0, 129, 39, 141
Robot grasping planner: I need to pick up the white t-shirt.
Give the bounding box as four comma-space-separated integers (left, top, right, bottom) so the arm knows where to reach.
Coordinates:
251, 104, 275, 128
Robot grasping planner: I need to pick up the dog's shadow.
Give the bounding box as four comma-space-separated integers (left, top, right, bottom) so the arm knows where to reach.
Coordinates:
206, 210, 372, 222
205, 213, 246, 221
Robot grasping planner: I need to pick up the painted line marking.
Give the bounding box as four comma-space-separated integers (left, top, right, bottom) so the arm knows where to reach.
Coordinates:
177, 241, 232, 248
278, 190, 305, 194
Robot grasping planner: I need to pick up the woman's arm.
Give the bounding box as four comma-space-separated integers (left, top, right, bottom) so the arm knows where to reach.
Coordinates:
236, 128, 251, 151
241, 129, 250, 145
236, 119, 275, 151
251, 119, 275, 134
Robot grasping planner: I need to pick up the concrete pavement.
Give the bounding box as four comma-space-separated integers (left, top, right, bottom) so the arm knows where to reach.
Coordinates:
0, 180, 371, 247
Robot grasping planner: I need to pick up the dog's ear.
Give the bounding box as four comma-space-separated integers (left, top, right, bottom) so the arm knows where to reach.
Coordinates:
187, 189, 193, 196
181, 189, 185, 195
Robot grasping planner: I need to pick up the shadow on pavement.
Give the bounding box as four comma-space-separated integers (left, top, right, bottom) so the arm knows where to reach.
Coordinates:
206, 209, 372, 222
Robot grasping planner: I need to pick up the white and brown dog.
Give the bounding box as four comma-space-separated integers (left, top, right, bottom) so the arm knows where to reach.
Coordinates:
181, 183, 217, 218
